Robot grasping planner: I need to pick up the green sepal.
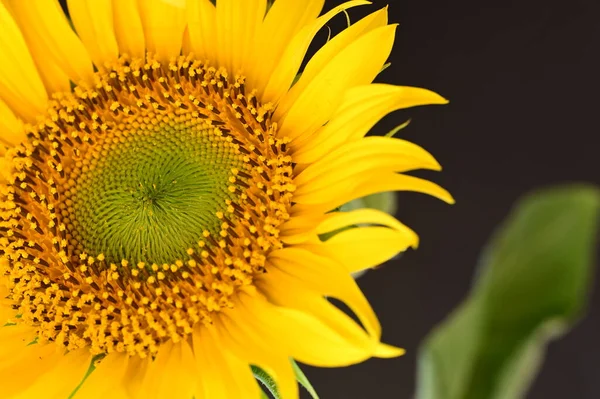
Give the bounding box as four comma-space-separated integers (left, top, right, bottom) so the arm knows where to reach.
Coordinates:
252, 359, 320, 399
385, 119, 412, 138
252, 365, 281, 399
68, 353, 106, 399
292, 359, 320, 399
380, 62, 392, 74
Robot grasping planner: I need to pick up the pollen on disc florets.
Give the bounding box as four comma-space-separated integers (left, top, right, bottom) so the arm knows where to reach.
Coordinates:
0, 54, 296, 357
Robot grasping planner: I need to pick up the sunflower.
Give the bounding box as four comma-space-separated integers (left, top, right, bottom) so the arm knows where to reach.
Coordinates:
0, 0, 453, 398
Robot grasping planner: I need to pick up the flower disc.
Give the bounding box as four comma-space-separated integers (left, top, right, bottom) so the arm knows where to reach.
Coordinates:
0, 56, 294, 356
69, 100, 244, 264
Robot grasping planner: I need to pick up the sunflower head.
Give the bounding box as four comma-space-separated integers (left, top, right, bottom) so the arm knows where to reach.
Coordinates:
1, 55, 298, 357
0, 1, 452, 398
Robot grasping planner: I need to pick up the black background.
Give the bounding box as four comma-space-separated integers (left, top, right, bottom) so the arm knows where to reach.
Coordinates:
301, 0, 599, 398
55, 0, 600, 397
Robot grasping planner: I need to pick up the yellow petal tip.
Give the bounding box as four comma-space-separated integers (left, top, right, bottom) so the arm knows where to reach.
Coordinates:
434, 95, 450, 105
446, 193, 456, 205
434, 186, 456, 205
374, 343, 406, 358
429, 159, 443, 171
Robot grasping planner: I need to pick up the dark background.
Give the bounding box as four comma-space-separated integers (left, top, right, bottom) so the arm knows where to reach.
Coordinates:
302, 0, 600, 398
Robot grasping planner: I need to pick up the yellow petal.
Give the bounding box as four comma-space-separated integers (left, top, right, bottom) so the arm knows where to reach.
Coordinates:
293, 84, 448, 163
0, 282, 16, 322
193, 326, 261, 399
13, 348, 91, 399
214, 0, 267, 74
67, 0, 119, 68
294, 136, 441, 194
317, 208, 417, 239
279, 213, 327, 244
0, 342, 62, 398
294, 172, 455, 211
217, 311, 299, 399
0, 300, 16, 325
276, 24, 397, 143
269, 247, 381, 339
245, 0, 324, 95
139, 340, 197, 399
261, 0, 370, 104
257, 269, 379, 351
275, 7, 388, 120
375, 343, 406, 358
0, 98, 25, 150
72, 353, 129, 399
39, 60, 73, 94
236, 291, 377, 367
99, 389, 129, 399
259, 270, 404, 360
186, 0, 217, 61
353, 173, 455, 206
112, 0, 146, 58
309, 226, 417, 273
123, 356, 151, 399
2, 1, 71, 92
0, 325, 37, 363
7, 0, 94, 86
1, 0, 70, 94
182, 26, 192, 54
217, 343, 262, 398
0, 157, 12, 184
137, 0, 186, 61
0, 2, 47, 121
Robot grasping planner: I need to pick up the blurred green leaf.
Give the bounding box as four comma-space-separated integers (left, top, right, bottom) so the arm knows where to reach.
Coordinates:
416, 185, 600, 399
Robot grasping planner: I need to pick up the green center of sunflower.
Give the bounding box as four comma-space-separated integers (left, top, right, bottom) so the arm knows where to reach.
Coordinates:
69, 123, 243, 264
